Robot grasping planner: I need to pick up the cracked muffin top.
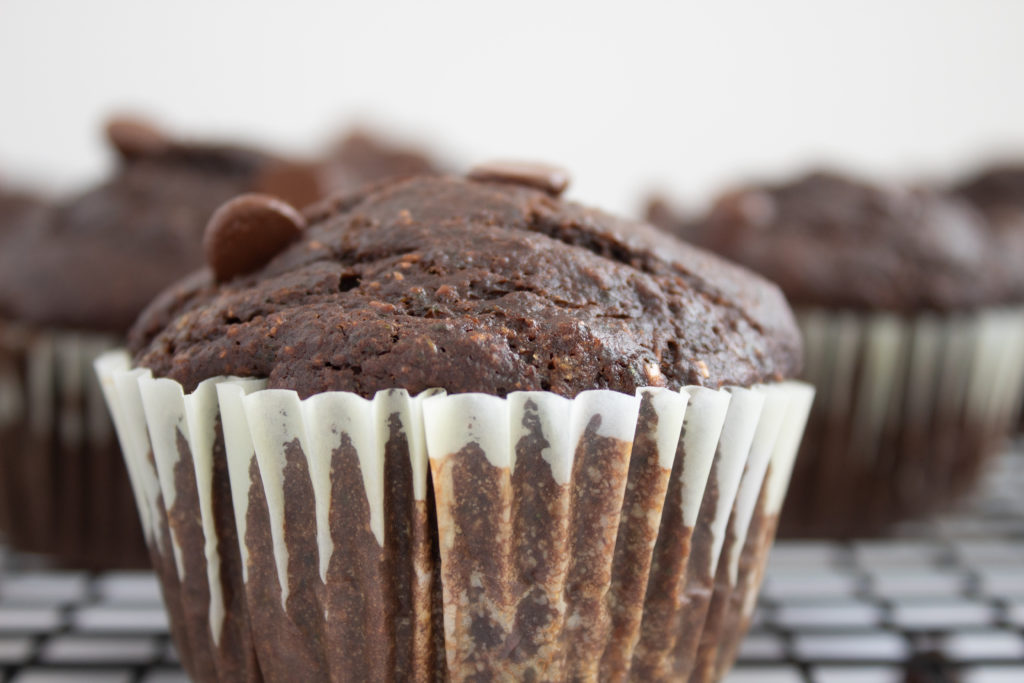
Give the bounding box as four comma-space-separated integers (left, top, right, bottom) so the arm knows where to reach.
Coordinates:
0, 117, 320, 332
651, 171, 1015, 311
129, 168, 802, 398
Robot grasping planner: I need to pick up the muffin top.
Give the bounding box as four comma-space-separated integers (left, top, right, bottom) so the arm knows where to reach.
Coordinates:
0, 118, 319, 332
653, 171, 1012, 311
129, 167, 802, 398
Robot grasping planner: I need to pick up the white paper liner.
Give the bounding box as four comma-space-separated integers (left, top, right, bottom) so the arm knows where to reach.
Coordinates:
96, 349, 813, 682
788, 306, 1024, 535
724, 385, 792, 582
212, 379, 265, 583
0, 323, 142, 567
700, 388, 764, 577
736, 383, 814, 625
678, 387, 730, 529
0, 323, 117, 452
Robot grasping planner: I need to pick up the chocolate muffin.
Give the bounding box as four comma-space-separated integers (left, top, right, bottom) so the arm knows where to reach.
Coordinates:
650, 170, 1024, 537
953, 164, 1024, 434
130, 173, 799, 396
952, 164, 1024, 307
0, 181, 47, 541
0, 180, 46, 280
0, 182, 46, 233
318, 128, 443, 197
0, 118, 320, 331
0, 116, 321, 568
954, 163, 1024, 213
99, 165, 813, 681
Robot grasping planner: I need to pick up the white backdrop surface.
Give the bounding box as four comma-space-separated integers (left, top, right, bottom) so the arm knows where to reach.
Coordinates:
1, 0, 1023, 213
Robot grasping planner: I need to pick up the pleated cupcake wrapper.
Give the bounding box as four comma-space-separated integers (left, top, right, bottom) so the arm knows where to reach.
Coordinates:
787, 306, 1024, 535
96, 350, 813, 682
0, 322, 116, 453
0, 322, 143, 567
802, 307, 1024, 454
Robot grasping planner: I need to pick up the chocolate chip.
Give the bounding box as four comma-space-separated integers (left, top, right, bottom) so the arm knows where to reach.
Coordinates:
204, 193, 306, 282
468, 161, 571, 196
105, 116, 171, 159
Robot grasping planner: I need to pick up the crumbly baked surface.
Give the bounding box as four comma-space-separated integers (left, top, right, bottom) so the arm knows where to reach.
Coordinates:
130, 174, 801, 397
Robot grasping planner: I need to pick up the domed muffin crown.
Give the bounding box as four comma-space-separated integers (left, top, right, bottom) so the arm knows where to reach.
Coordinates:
130, 168, 802, 397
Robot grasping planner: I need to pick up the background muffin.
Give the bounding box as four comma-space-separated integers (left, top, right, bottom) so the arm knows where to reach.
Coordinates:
0, 116, 322, 568
0, 181, 46, 232
648, 170, 1024, 537
953, 164, 1024, 223
318, 128, 444, 197
952, 164, 1024, 433
100, 167, 812, 681
0, 180, 47, 544
0, 181, 47, 271
952, 164, 1024, 326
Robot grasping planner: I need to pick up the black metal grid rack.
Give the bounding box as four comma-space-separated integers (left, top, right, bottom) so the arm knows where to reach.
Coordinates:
0, 446, 1021, 683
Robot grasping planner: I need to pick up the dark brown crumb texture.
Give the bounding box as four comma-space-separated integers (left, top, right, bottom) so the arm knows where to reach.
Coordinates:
130, 175, 801, 398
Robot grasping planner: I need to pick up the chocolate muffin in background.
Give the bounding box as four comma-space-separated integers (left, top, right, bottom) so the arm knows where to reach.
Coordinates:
0, 181, 47, 265
318, 128, 444, 196
649, 170, 1024, 538
1, 118, 325, 331
952, 164, 1024, 433
0, 180, 48, 545
954, 163, 1024, 213
0, 116, 323, 568
0, 181, 46, 232
98, 165, 813, 681
644, 194, 687, 236
952, 164, 1024, 310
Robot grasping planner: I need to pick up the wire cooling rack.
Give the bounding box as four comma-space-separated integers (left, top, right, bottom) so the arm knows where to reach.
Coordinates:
0, 444, 1022, 683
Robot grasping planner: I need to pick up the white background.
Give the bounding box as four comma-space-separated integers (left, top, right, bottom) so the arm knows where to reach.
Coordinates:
2, 0, 1024, 214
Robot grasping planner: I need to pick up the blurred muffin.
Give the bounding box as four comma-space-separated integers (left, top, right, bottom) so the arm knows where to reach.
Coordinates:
98, 165, 812, 681
953, 164, 1024, 433
318, 128, 443, 196
0, 118, 322, 331
953, 163, 1024, 215
952, 163, 1024, 311
0, 180, 47, 260
0, 180, 47, 542
649, 170, 1024, 537
643, 193, 690, 241
0, 181, 46, 232
0, 116, 320, 568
